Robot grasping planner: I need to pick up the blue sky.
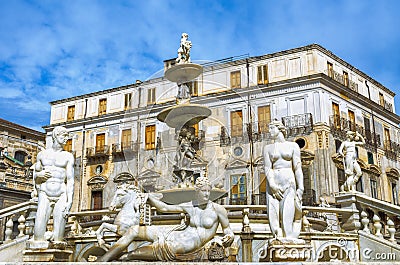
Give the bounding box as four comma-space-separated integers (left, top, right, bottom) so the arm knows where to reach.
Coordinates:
0, 0, 399, 132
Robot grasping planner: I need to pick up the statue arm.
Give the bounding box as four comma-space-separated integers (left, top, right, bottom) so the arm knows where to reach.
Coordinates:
147, 193, 184, 213
293, 144, 304, 199
65, 154, 75, 213
337, 142, 345, 156
217, 205, 234, 247
355, 132, 365, 145
263, 145, 283, 200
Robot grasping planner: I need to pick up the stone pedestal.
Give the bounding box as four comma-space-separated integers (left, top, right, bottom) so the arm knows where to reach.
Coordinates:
24, 240, 73, 262
336, 193, 361, 232
240, 232, 254, 262
259, 238, 312, 262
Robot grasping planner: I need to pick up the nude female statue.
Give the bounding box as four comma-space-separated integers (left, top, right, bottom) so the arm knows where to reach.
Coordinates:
263, 120, 304, 239
97, 177, 234, 261
33, 126, 75, 243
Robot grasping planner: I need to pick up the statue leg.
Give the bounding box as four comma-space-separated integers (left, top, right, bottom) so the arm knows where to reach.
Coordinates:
52, 194, 67, 241
267, 193, 281, 237
123, 245, 158, 261
33, 193, 51, 241
281, 188, 296, 238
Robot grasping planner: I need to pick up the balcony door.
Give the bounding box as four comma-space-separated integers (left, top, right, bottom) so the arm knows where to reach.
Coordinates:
96, 133, 105, 152
122, 129, 131, 148
230, 110, 243, 137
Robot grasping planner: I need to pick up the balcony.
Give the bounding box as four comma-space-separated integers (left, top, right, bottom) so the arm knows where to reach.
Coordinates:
384, 140, 400, 161
112, 141, 138, 155
282, 113, 313, 137
380, 99, 394, 112
229, 197, 247, 205
329, 115, 381, 152
326, 70, 358, 93
219, 126, 231, 147
86, 145, 110, 158
251, 193, 267, 205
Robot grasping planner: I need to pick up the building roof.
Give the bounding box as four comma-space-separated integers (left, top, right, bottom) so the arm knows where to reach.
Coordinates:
0, 118, 45, 138
49, 43, 396, 105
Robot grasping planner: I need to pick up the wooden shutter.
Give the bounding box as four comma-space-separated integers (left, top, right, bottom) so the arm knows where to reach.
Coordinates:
230, 110, 243, 137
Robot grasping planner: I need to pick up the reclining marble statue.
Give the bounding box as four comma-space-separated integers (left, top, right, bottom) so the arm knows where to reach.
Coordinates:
97, 176, 234, 261
263, 119, 304, 240
31, 126, 75, 247
338, 131, 365, 192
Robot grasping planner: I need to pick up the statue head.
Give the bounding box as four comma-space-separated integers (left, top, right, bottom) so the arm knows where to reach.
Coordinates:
194, 177, 212, 203
194, 176, 212, 190
181, 33, 188, 39
269, 119, 286, 137
52, 126, 69, 146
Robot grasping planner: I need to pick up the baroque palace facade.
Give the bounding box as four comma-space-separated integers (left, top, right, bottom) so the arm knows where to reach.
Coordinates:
43, 44, 400, 214
0, 118, 44, 241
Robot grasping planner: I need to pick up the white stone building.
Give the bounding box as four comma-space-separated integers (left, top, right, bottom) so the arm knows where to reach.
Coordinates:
43, 44, 400, 213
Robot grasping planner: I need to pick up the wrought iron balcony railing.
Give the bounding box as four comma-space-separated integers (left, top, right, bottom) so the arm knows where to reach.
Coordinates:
326, 70, 358, 93
112, 142, 139, 154
384, 140, 400, 161
86, 145, 110, 157
229, 197, 248, 205
282, 113, 313, 137
329, 115, 381, 152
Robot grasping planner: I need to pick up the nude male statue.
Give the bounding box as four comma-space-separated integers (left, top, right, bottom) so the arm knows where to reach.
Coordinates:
338, 131, 365, 192
33, 126, 74, 243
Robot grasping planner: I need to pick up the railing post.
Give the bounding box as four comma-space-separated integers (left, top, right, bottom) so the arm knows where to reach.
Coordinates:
240, 208, 254, 262
373, 214, 383, 238
387, 218, 396, 243
5, 218, 13, 242
17, 214, 26, 237
360, 211, 370, 234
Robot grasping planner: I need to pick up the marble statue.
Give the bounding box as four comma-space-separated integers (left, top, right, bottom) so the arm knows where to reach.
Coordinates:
338, 131, 365, 192
32, 126, 75, 244
176, 127, 196, 169
263, 119, 304, 240
176, 32, 192, 64
97, 177, 234, 262
96, 184, 141, 248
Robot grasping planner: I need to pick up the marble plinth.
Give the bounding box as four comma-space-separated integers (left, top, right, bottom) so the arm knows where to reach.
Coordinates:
23, 248, 73, 262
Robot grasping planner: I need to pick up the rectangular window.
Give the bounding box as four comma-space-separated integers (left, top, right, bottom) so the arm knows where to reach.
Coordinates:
367, 152, 374, 164
230, 71, 241, 89
370, 179, 378, 199
230, 110, 243, 137
257, 65, 268, 85
147, 88, 156, 105
230, 174, 246, 205
91, 190, 103, 210
258, 105, 271, 133
343, 71, 349, 87
187, 80, 198, 97
384, 127, 391, 150
96, 133, 106, 153
121, 129, 132, 148
392, 183, 398, 205
332, 102, 340, 128
64, 139, 73, 152
379, 92, 384, 106
145, 125, 156, 150
327, 62, 334, 78
99, 98, 107, 115
67, 105, 75, 121
364, 117, 371, 141
124, 93, 132, 110
348, 110, 355, 131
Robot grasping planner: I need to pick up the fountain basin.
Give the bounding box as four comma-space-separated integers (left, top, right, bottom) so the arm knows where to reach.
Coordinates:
165, 63, 203, 83
159, 187, 227, 204
157, 103, 211, 129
